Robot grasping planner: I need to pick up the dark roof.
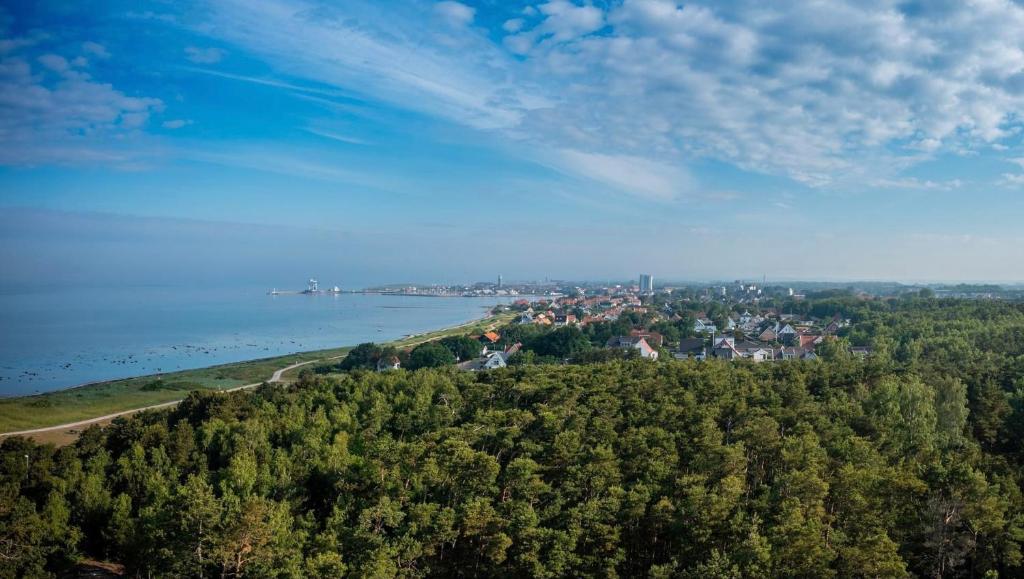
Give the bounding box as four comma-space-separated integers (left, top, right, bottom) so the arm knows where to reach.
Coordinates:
607, 335, 643, 348
734, 341, 764, 351
677, 338, 705, 353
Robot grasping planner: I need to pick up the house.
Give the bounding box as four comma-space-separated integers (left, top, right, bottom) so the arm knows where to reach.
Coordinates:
554, 313, 577, 326
759, 324, 779, 342
798, 332, 824, 349
475, 331, 502, 355
376, 355, 401, 372
517, 312, 534, 324
739, 310, 753, 324
734, 340, 770, 360
459, 342, 521, 371
775, 346, 817, 361
850, 346, 872, 358
629, 330, 664, 348
674, 338, 707, 360
483, 352, 509, 369
778, 324, 798, 344
606, 336, 659, 360
712, 338, 742, 360
694, 318, 717, 334
747, 347, 774, 362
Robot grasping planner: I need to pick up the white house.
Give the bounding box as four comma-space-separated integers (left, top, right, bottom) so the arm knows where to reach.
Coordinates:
606, 336, 659, 360
694, 318, 718, 334
376, 356, 401, 372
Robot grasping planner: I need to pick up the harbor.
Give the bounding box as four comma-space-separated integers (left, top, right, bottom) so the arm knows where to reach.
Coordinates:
268, 278, 343, 296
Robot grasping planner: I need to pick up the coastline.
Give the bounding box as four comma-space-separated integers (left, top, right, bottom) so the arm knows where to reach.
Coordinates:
0, 310, 511, 441
0, 289, 525, 398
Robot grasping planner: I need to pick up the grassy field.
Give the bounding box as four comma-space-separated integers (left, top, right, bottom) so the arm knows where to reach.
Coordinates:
0, 313, 511, 433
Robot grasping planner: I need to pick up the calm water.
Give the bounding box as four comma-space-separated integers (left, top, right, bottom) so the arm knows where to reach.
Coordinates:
0, 285, 517, 397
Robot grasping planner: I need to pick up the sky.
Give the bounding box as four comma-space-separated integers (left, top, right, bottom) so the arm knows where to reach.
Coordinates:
1, 0, 1024, 287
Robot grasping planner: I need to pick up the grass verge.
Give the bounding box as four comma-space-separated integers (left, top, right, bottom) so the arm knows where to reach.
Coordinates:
0, 313, 511, 433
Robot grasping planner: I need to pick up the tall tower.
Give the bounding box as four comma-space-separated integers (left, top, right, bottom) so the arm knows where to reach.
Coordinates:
498, 274, 503, 288
639, 274, 654, 294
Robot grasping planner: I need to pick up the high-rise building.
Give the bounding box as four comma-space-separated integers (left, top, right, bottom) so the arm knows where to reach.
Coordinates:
639, 274, 654, 294
498, 275, 503, 288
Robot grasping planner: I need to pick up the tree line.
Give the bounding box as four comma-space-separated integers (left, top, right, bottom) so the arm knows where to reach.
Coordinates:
2, 296, 1024, 577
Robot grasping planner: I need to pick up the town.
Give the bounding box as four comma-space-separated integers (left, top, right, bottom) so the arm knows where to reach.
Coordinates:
342, 275, 904, 373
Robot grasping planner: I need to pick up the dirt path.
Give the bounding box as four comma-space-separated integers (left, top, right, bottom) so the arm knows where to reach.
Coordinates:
0, 312, 506, 445
0, 358, 322, 441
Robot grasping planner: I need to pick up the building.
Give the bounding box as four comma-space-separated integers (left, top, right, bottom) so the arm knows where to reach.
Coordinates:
674, 338, 707, 360
606, 336, 659, 359
639, 274, 654, 294
459, 343, 521, 371
554, 313, 577, 326
694, 318, 717, 334
629, 329, 664, 348
712, 338, 742, 360
775, 346, 817, 361
376, 356, 401, 372
778, 324, 798, 344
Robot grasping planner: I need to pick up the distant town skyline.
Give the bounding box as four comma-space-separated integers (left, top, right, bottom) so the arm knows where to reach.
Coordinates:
2, 1, 1024, 284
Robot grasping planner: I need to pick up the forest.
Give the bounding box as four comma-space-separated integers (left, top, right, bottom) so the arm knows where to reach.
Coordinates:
3, 296, 1024, 577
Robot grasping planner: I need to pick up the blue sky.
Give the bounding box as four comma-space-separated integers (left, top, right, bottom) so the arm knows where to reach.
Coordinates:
2, 0, 1024, 286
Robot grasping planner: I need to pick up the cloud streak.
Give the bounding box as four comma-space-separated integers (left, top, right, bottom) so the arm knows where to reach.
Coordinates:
190, 0, 1024, 194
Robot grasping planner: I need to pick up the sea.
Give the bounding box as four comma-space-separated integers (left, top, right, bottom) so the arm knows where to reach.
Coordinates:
0, 285, 520, 397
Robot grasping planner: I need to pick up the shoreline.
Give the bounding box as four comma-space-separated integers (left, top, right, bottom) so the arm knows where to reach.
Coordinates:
1, 302, 503, 401
0, 310, 510, 440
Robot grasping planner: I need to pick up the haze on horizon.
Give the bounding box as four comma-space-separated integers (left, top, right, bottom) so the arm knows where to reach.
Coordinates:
2, 0, 1024, 286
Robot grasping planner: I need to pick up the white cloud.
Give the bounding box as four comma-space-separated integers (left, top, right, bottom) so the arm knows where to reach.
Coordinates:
184, 46, 225, 64
198, 0, 544, 131
548, 149, 693, 202
434, 1, 475, 27
500, 0, 1024, 188
869, 177, 963, 191
0, 44, 163, 165
503, 18, 524, 33
504, 0, 604, 54
1000, 172, 1024, 185
162, 119, 192, 129
37, 54, 69, 72
81, 41, 110, 59
184, 0, 1024, 195
306, 127, 368, 145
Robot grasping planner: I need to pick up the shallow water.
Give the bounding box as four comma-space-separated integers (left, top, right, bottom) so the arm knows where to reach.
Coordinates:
0, 285, 516, 396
